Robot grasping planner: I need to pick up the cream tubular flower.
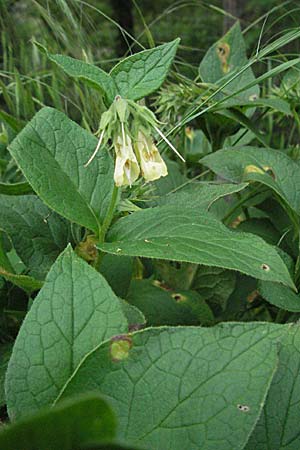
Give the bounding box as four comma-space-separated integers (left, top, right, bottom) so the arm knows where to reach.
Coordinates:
135, 131, 168, 182
113, 123, 140, 187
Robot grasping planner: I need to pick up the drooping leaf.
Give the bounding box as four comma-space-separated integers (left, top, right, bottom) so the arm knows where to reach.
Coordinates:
202, 146, 300, 216
5, 246, 128, 420
246, 323, 300, 450
98, 205, 294, 288
110, 39, 180, 100
0, 194, 73, 279
9, 107, 115, 234
61, 323, 284, 450
0, 394, 116, 450
35, 42, 117, 104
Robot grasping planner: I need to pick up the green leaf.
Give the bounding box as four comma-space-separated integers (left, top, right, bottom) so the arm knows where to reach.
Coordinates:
153, 260, 198, 290
100, 254, 133, 298
0, 343, 12, 407
164, 182, 248, 210
61, 323, 284, 450
110, 39, 180, 100
258, 251, 300, 312
199, 22, 259, 106
5, 246, 128, 420
98, 205, 294, 288
0, 393, 116, 450
237, 218, 281, 245
246, 323, 300, 450
9, 107, 115, 234
0, 109, 25, 132
192, 266, 236, 311
259, 281, 300, 312
202, 146, 300, 216
0, 181, 33, 195
151, 158, 187, 205
186, 129, 212, 162
35, 42, 117, 104
218, 109, 269, 147
0, 267, 43, 293
119, 299, 146, 331
234, 97, 292, 115
126, 279, 210, 326
0, 195, 73, 279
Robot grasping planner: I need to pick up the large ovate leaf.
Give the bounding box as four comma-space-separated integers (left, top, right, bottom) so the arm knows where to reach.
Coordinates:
0, 194, 73, 279
98, 205, 294, 288
246, 323, 300, 450
110, 39, 180, 100
5, 246, 128, 420
9, 107, 115, 234
36, 42, 117, 104
199, 22, 259, 106
61, 323, 284, 450
0, 394, 116, 450
202, 146, 300, 216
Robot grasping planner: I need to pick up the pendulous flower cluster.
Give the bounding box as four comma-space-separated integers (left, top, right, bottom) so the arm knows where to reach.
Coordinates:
85, 96, 184, 187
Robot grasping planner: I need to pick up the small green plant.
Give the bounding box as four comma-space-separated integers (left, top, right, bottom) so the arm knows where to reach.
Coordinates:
2, 19, 300, 450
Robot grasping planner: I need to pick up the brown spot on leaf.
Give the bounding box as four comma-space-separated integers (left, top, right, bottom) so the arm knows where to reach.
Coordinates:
217, 42, 230, 73
110, 335, 132, 362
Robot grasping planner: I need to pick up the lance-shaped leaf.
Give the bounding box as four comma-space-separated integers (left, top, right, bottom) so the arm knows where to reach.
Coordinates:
5, 246, 128, 420
0, 394, 116, 450
60, 323, 284, 450
246, 323, 300, 450
9, 107, 115, 234
35, 42, 117, 104
202, 146, 300, 216
110, 39, 180, 100
98, 205, 294, 288
162, 182, 248, 210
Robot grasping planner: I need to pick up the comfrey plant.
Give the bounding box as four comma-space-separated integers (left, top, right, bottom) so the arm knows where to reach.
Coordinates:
3, 25, 300, 450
